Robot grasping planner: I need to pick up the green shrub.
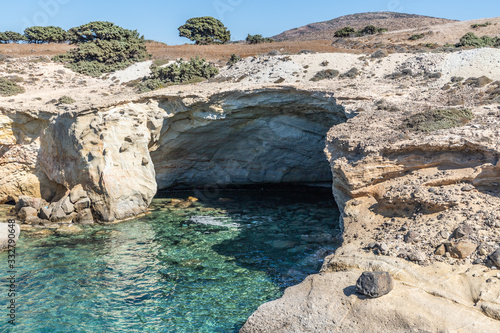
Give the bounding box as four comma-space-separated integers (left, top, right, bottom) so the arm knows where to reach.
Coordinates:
471, 22, 492, 28
310, 69, 339, 81
403, 108, 474, 132
58, 96, 75, 104
334, 25, 387, 38
456, 32, 500, 48
24, 26, 67, 43
227, 54, 241, 66
0, 77, 25, 96
67, 21, 142, 44
246, 34, 273, 44
334, 26, 357, 38
53, 21, 149, 77
178, 17, 230, 45
409, 34, 424, 40
138, 57, 219, 93
360, 25, 387, 35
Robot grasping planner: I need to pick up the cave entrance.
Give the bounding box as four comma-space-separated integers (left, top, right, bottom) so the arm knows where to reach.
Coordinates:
151, 103, 345, 191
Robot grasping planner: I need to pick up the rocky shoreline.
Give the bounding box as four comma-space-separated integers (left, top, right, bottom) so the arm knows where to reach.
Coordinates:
2, 49, 500, 331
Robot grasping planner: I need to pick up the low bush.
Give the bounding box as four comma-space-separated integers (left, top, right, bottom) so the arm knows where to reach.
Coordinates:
310, 69, 339, 82
334, 26, 357, 38
246, 34, 273, 44
359, 25, 387, 35
137, 57, 219, 93
471, 22, 492, 28
334, 25, 387, 38
0, 77, 25, 96
227, 54, 241, 66
58, 96, 75, 104
455, 32, 500, 48
403, 108, 474, 132
409, 34, 424, 40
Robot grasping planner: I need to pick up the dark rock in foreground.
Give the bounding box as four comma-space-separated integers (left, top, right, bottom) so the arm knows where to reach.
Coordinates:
356, 271, 394, 298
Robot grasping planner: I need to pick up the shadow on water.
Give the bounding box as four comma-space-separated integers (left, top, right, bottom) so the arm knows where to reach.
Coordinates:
157, 185, 342, 289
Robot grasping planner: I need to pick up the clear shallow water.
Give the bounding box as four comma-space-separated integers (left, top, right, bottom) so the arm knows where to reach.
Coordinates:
0, 188, 340, 332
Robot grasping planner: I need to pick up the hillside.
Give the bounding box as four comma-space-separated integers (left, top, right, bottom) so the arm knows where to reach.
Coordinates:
273, 11, 457, 41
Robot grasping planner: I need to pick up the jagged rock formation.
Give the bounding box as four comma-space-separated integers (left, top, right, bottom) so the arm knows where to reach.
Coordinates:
1, 87, 345, 222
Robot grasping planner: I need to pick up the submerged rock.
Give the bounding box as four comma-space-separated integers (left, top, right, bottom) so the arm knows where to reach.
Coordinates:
55, 224, 83, 236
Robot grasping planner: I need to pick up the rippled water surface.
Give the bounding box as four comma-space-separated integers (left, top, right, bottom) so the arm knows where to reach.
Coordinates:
0, 188, 340, 332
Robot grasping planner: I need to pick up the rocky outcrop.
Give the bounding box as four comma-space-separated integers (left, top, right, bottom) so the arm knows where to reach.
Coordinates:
241, 253, 500, 332
242, 96, 500, 331
1, 87, 345, 223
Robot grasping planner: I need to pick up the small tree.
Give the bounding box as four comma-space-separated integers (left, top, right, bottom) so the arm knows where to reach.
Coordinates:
24, 26, 67, 43
246, 34, 273, 44
67, 21, 143, 44
0, 31, 27, 43
53, 21, 149, 77
178, 16, 230, 44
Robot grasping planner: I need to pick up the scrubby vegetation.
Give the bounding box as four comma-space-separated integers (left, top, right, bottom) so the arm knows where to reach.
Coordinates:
471, 22, 492, 29
403, 108, 474, 132
58, 96, 75, 104
310, 69, 339, 82
24, 26, 67, 43
137, 57, 219, 93
53, 21, 149, 77
455, 32, 500, 48
227, 54, 241, 66
334, 25, 387, 38
0, 77, 25, 96
178, 17, 230, 45
409, 34, 425, 40
246, 34, 273, 44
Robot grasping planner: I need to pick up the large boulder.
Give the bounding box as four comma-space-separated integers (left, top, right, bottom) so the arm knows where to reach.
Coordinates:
17, 206, 38, 220
15, 196, 47, 212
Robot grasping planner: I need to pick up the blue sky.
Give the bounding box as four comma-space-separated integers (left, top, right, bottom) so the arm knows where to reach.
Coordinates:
0, 0, 498, 44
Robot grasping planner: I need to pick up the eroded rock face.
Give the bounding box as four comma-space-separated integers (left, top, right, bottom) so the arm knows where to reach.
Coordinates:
241, 253, 500, 332
0, 111, 59, 203
150, 89, 345, 189
1, 87, 346, 223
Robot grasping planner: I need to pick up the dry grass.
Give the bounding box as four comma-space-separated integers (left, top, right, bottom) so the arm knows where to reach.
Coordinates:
0, 43, 75, 57
0, 40, 357, 63
146, 40, 358, 63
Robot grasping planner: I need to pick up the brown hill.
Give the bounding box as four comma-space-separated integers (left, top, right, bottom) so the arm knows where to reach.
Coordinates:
273, 12, 457, 41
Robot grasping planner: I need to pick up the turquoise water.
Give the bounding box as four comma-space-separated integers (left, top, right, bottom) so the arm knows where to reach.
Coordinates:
0, 188, 340, 332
